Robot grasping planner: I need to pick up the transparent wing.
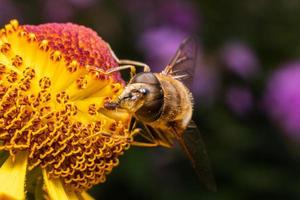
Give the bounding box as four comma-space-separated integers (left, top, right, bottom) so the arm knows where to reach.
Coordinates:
177, 121, 217, 191
162, 37, 200, 88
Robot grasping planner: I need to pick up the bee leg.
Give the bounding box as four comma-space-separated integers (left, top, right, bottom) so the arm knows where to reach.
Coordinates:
102, 60, 150, 79
103, 65, 134, 75
131, 127, 172, 148
129, 65, 136, 78
131, 138, 172, 148
131, 128, 169, 147
107, 45, 150, 72
101, 65, 137, 79
128, 118, 157, 143
154, 129, 174, 147
143, 125, 173, 148
129, 128, 159, 147
118, 59, 150, 72
129, 117, 137, 132
131, 141, 159, 147
128, 119, 172, 148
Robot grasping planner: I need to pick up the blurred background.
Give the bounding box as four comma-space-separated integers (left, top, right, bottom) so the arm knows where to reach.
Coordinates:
1, 0, 300, 199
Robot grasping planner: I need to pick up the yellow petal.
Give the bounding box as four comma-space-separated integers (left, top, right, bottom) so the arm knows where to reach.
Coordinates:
80, 192, 95, 200
0, 151, 28, 200
42, 169, 80, 200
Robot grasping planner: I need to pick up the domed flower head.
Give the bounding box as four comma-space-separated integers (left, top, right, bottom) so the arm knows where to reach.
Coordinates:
0, 20, 132, 199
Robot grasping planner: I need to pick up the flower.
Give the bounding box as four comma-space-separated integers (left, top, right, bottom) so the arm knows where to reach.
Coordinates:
226, 86, 253, 116
125, 0, 200, 70
155, 0, 199, 32
119, 0, 199, 32
43, 0, 74, 22
43, 0, 97, 22
192, 61, 220, 105
0, 0, 20, 23
221, 41, 260, 79
67, 0, 96, 8
264, 61, 300, 140
138, 26, 188, 70
0, 20, 132, 199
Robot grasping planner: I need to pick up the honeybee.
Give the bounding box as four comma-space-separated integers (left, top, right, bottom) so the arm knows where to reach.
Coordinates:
104, 38, 216, 191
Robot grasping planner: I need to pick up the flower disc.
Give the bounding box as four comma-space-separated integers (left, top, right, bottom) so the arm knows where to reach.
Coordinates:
0, 20, 132, 197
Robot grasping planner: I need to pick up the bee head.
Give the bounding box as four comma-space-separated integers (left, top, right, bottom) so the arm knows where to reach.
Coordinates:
105, 72, 164, 123
119, 84, 149, 113
105, 83, 149, 113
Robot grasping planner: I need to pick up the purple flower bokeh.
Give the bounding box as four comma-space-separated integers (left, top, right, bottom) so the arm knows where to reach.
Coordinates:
136, 0, 200, 69
0, 0, 20, 24
156, 0, 199, 32
264, 61, 300, 140
226, 86, 253, 116
43, 0, 96, 22
192, 59, 220, 105
67, 0, 96, 8
43, 0, 74, 22
221, 41, 260, 79
119, 0, 199, 32
138, 27, 188, 70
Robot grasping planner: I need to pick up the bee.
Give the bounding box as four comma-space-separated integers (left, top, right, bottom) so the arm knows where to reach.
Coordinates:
104, 38, 216, 191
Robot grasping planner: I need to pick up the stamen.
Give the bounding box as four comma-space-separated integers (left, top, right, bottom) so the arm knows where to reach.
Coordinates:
39, 40, 49, 51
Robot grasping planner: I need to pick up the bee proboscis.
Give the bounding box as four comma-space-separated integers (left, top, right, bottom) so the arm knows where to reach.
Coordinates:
104, 38, 216, 191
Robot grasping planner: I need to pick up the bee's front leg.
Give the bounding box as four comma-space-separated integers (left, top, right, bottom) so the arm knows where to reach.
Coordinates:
118, 59, 150, 73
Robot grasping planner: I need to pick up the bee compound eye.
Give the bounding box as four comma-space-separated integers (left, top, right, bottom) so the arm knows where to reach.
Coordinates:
138, 88, 148, 94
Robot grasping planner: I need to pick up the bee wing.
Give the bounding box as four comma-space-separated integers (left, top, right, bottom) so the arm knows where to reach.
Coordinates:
162, 37, 199, 88
178, 120, 217, 191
